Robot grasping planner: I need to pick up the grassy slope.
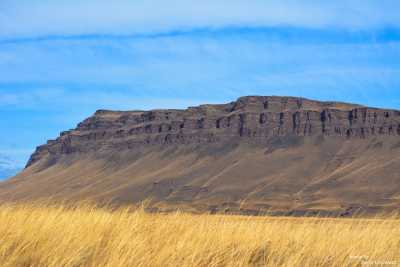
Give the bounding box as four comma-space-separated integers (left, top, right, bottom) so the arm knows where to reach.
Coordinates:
0, 204, 399, 267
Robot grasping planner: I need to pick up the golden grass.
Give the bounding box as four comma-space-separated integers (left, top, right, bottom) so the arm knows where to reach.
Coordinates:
0, 204, 399, 267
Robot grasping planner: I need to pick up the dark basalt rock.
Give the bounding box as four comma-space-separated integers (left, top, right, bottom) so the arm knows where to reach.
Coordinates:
26, 96, 400, 168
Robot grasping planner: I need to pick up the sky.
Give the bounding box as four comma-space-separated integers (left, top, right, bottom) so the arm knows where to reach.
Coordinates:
1, 1, 400, 179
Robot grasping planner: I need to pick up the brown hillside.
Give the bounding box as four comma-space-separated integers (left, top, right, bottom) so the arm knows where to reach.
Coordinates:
1, 96, 400, 215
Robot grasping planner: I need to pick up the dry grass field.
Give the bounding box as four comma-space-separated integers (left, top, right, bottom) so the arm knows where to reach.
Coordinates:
0, 204, 399, 267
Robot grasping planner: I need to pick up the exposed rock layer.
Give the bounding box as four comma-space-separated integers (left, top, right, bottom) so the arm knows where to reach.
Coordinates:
27, 96, 400, 167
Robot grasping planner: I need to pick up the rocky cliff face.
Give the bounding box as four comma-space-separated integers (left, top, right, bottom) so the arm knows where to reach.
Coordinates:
27, 96, 400, 168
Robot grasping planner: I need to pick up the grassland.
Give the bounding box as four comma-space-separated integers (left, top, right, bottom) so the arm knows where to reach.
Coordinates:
0, 204, 398, 267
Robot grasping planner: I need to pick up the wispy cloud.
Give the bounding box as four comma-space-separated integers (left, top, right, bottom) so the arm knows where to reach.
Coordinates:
1, 31, 399, 102
2, 26, 400, 46
1, 1, 400, 40
0, 152, 26, 180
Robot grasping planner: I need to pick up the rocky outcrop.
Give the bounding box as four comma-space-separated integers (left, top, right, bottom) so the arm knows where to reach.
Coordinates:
26, 96, 400, 168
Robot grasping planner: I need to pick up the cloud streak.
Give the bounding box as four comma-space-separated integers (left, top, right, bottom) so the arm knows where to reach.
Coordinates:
0, 153, 25, 180
2, 26, 400, 46
1, 30, 399, 96
1, 0, 400, 39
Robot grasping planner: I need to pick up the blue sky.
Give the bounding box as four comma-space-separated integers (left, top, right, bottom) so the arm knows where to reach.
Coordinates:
1, 1, 400, 178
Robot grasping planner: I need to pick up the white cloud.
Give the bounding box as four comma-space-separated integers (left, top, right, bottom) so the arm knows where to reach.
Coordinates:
0, 0, 399, 39
0, 152, 26, 179
0, 150, 31, 168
